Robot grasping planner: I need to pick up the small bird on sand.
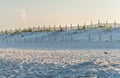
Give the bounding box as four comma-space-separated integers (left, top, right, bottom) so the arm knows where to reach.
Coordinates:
104, 51, 108, 54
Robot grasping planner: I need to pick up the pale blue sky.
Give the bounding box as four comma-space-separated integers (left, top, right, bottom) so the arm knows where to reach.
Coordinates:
0, 0, 120, 29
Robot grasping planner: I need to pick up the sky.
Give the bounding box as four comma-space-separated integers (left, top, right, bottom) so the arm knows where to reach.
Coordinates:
0, 0, 120, 29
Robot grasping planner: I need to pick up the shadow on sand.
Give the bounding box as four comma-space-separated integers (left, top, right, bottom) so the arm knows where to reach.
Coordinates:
0, 59, 120, 78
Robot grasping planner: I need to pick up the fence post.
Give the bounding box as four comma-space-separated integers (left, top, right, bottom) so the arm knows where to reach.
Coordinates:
110, 34, 112, 41
35, 37, 37, 42
19, 28, 21, 33
33, 26, 35, 32
37, 25, 39, 31
114, 21, 116, 28
29, 37, 31, 42
65, 24, 67, 30
4, 37, 6, 42
84, 22, 86, 29
48, 35, 50, 41
2, 37, 3, 42
70, 24, 72, 30
16, 28, 18, 33
106, 21, 108, 26
23, 28, 25, 32
9, 29, 11, 34
71, 34, 73, 41
14, 28, 16, 33
14, 37, 16, 42
43, 25, 45, 31
54, 25, 56, 31
98, 20, 100, 26
88, 34, 91, 41
91, 21, 93, 28
55, 34, 57, 42
1, 29, 3, 34
61, 36, 64, 41
19, 36, 21, 42
28, 26, 30, 32
23, 37, 25, 42
41, 36, 43, 42
5, 29, 7, 34
59, 24, 62, 31
49, 25, 51, 31
99, 34, 101, 42
77, 23, 80, 30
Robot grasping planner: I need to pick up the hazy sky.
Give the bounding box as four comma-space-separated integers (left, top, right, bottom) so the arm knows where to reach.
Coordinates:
0, 0, 120, 29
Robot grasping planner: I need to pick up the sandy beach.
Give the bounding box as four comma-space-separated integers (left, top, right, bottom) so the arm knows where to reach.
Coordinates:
0, 49, 120, 78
